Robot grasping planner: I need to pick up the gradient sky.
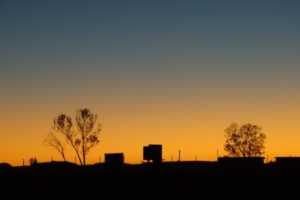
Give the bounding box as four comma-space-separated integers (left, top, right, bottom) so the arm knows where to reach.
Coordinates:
1, 0, 300, 165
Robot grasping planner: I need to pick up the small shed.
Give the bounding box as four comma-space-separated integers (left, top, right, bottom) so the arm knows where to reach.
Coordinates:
105, 153, 124, 165
143, 144, 162, 164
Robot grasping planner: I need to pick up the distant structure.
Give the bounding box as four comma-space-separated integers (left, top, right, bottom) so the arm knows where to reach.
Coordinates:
143, 144, 162, 164
105, 153, 124, 166
218, 157, 264, 169
275, 157, 300, 168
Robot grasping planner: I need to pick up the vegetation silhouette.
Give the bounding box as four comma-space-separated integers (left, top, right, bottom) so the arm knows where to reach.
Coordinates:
44, 132, 66, 161
224, 123, 266, 157
0, 163, 12, 169
45, 108, 101, 165
29, 157, 37, 166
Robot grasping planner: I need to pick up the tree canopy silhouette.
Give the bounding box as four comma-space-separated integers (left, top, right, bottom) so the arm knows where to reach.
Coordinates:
224, 123, 266, 157
45, 108, 101, 165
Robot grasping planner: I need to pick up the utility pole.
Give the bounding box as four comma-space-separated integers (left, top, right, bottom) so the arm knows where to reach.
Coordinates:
178, 149, 181, 162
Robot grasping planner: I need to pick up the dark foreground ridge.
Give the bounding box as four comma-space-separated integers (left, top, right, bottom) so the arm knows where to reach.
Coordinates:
1, 158, 300, 199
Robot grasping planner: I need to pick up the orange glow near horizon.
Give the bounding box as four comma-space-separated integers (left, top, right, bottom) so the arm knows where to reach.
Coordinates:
1, 85, 300, 166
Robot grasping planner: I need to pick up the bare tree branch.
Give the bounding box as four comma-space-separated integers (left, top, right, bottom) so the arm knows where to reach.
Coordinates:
44, 132, 66, 161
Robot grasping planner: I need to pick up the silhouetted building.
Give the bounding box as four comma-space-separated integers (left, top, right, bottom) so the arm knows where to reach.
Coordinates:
143, 144, 162, 164
275, 157, 300, 169
105, 153, 124, 165
218, 157, 264, 170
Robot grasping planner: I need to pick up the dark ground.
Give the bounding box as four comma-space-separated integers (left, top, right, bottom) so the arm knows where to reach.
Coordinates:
0, 161, 299, 199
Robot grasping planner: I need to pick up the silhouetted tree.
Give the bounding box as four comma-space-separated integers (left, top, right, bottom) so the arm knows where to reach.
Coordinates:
224, 123, 266, 157
48, 108, 101, 165
44, 133, 66, 161
75, 108, 101, 165
52, 114, 82, 164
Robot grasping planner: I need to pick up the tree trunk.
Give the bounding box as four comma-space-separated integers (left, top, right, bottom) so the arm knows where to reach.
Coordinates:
82, 139, 86, 165
71, 143, 83, 165
82, 129, 86, 165
75, 149, 83, 165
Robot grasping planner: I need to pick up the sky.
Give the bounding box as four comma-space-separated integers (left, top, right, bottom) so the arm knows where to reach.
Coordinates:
1, 0, 300, 165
